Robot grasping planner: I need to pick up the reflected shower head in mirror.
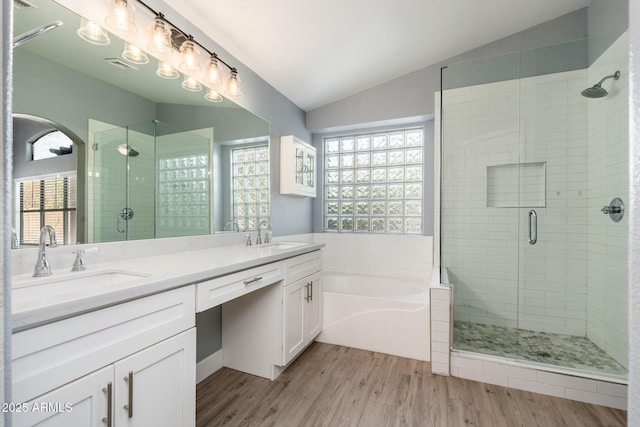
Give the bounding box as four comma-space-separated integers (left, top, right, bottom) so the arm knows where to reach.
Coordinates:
13, 20, 63, 48
581, 71, 620, 98
117, 144, 139, 157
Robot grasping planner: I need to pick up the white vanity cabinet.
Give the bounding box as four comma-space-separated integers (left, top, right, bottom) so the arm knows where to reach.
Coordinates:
13, 366, 112, 427
12, 286, 196, 427
280, 135, 317, 197
282, 252, 322, 366
218, 250, 322, 380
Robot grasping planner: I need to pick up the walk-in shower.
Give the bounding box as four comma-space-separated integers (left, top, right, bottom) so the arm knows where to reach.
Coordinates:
440, 33, 629, 381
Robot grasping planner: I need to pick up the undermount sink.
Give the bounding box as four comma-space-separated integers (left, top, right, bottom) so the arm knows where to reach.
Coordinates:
258, 242, 307, 250
12, 270, 149, 307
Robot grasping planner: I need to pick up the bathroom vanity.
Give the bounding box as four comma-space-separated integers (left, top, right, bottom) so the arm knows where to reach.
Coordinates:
10, 241, 323, 427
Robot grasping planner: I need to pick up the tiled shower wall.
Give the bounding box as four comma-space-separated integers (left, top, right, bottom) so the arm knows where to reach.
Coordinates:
586, 32, 629, 369
443, 69, 590, 335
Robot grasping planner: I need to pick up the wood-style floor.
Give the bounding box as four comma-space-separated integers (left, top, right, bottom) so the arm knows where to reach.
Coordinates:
196, 342, 627, 427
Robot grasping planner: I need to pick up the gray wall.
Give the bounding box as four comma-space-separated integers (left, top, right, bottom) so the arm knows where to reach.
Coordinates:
13, 50, 157, 143
588, 0, 629, 64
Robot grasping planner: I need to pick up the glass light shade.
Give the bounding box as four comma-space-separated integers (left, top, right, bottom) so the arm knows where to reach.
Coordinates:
77, 18, 111, 45
105, 0, 137, 34
205, 87, 223, 102
148, 17, 171, 57
226, 70, 242, 98
203, 57, 222, 88
179, 39, 201, 73
182, 76, 202, 92
122, 42, 149, 64
156, 61, 180, 79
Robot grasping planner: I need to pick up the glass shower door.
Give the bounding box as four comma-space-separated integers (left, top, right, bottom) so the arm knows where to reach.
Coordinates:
441, 52, 523, 357
90, 125, 129, 242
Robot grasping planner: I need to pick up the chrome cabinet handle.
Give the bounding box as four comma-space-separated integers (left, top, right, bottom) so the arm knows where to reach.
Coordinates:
305, 282, 313, 302
124, 371, 133, 418
304, 283, 310, 302
528, 210, 537, 245
243, 276, 262, 285
102, 382, 113, 427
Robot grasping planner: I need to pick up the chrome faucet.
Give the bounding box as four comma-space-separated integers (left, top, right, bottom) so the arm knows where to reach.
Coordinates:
33, 225, 58, 277
256, 221, 272, 245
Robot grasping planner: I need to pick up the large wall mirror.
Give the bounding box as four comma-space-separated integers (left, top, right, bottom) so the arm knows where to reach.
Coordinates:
12, 0, 270, 247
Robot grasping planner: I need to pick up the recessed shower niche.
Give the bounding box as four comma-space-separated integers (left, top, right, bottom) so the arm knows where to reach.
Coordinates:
486, 162, 546, 208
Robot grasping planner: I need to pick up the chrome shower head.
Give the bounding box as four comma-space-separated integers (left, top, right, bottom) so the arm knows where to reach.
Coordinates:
13, 20, 63, 48
581, 71, 620, 98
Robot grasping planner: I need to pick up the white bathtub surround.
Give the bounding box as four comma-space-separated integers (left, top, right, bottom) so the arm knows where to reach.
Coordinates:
317, 272, 430, 361
311, 233, 433, 279
451, 352, 627, 410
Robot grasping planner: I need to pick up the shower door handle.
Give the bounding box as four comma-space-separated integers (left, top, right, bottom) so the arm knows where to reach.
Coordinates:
528, 210, 537, 245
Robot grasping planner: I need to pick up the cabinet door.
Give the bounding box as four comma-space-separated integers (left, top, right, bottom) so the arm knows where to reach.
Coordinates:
114, 329, 196, 427
13, 366, 112, 427
283, 279, 306, 365
305, 273, 322, 340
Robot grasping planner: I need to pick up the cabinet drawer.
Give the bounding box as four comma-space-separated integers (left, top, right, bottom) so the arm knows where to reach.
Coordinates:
284, 250, 322, 284
12, 286, 195, 403
196, 261, 284, 312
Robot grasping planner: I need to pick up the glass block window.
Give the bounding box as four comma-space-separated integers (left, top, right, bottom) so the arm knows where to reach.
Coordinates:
19, 175, 77, 245
157, 154, 210, 234
324, 128, 423, 233
232, 145, 270, 231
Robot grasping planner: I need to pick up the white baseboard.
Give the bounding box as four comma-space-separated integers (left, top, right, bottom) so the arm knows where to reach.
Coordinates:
196, 350, 224, 384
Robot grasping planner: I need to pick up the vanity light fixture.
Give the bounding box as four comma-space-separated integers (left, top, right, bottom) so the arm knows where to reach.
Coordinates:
226, 69, 242, 98
105, 0, 137, 34
179, 36, 201, 74
79, 0, 244, 98
182, 75, 202, 92
156, 60, 180, 79
122, 41, 149, 64
77, 18, 111, 45
205, 87, 223, 102
148, 14, 172, 57
133, 0, 243, 98
203, 55, 223, 88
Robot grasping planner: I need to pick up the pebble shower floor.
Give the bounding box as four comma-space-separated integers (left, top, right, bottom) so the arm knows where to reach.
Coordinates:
453, 321, 627, 377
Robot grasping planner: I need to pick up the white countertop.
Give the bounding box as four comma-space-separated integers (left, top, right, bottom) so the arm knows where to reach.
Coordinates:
12, 241, 324, 332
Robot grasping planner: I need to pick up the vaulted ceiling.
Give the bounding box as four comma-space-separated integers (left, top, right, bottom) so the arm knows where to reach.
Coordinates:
168, 0, 591, 111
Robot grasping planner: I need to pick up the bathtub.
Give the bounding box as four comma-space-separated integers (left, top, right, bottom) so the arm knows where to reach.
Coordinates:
316, 272, 430, 361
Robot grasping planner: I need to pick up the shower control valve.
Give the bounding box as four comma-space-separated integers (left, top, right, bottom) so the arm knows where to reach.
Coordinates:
600, 206, 621, 214
600, 197, 624, 222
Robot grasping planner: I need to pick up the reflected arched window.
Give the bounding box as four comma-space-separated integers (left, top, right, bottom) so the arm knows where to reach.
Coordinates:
32, 130, 73, 160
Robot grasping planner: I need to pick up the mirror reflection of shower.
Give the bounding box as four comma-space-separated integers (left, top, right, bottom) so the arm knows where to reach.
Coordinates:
117, 144, 139, 157
581, 70, 620, 98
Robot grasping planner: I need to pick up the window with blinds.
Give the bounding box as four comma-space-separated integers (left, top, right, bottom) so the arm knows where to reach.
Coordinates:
19, 175, 77, 245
